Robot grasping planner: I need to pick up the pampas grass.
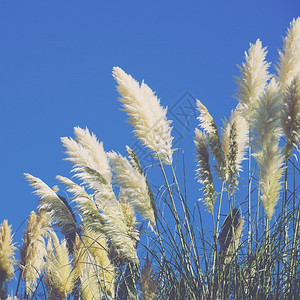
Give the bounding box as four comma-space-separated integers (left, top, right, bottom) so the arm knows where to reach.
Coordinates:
113, 67, 174, 165
2, 17, 299, 299
0, 220, 16, 294
276, 18, 300, 91
19, 211, 49, 296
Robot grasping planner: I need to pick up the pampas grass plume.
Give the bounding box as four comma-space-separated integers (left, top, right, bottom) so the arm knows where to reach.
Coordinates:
20, 210, 49, 296
108, 151, 156, 225
236, 39, 270, 121
45, 231, 75, 299
0, 220, 16, 283
277, 17, 300, 92
194, 128, 216, 214
196, 100, 226, 180
281, 75, 300, 159
113, 67, 174, 165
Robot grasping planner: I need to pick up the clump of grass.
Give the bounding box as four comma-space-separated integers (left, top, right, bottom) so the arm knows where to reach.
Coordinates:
1, 17, 299, 300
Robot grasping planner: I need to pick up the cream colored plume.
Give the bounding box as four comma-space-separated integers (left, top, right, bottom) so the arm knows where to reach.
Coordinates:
61, 127, 112, 186
236, 39, 270, 121
277, 17, 300, 92
194, 128, 216, 214
81, 230, 115, 297
113, 67, 173, 165
222, 110, 248, 172
44, 231, 75, 299
56, 176, 105, 233
24, 173, 77, 242
0, 220, 16, 283
196, 100, 226, 180
20, 211, 49, 296
108, 151, 156, 225
252, 79, 285, 220
281, 75, 300, 159
221, 109, 249, 193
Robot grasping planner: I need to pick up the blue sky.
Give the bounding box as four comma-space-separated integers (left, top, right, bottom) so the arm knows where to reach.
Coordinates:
0, 1, 299, 244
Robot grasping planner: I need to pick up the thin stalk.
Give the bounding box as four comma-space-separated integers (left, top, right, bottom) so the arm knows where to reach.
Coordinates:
197, 203, 210, 296
265, 219, 271, 296
248, 142, 252, 257
216, 182, 225, 235
15, 268, 22, 297
282, 160, 288, 288
288, 161, 300, 295
255, 185, 260, 252
211, 181, 225, 299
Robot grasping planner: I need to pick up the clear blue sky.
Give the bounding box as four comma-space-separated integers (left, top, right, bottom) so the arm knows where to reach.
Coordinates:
0, 1, 298, 243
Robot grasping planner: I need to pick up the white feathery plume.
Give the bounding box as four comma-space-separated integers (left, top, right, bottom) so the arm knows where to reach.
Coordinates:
81, 229, 115, 297
79, 255, 104, 300
61, 127, 112, 184
281, 75, 300, 159
57, 175, 138, 263
221, 109, 249, 193
61, 128, 117, 209
45, 231, 75, 299
194, 128, 216, 214
113, 67, 173, 165
0, 220, 16, 283
236, 39, 270, 121
74, 127, 112, 183
252, 79, 283, 152
196, 100, 226, 180
24, 173, 78, 240
61, 129, 138, 263
56, 176, 105, 233
276, 17, 300, 92
104, 203, 138, 263
108, 151, 156, 226
252, 79, 285, 220
20, 211, 49, 296
222, 110, 248, 172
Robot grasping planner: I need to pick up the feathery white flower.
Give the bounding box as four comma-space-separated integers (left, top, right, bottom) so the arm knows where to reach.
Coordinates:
281, 75, 300, 159
79, 255, 104, 300
113, 67, 173, 164
222, 110, 248, 172
61, 128, 117, 209
20, 211, 49, 296
277, 17, 300, 92
61, 128, 138, 263
108, 151, 156, 225
194, 129, 216, 214
258, 140, 284, 220
61, 127, 112, 184
57, 175, 138, 264
252, 79, 285, 220
196, 100, 226, 180
45, 231, 75, 299
104, 204, 138, 263
0, 220, 16, 283
24, 173, 78, 243
252, 79, 283, 151
221, 109, 249, 193
81, 230, 115, 297
236, 39, 270, 121
56, 176, 105, 233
